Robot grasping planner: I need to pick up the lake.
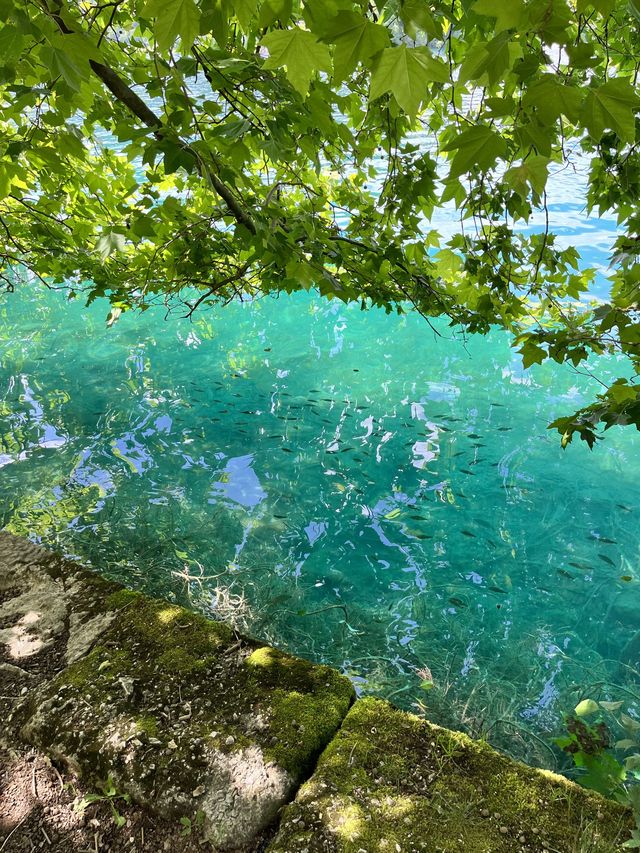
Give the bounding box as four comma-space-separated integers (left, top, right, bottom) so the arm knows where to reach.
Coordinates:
1, 143, 638, 774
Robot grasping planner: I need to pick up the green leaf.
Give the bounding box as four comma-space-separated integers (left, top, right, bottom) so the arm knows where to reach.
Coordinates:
144, 0, 201, 50
472, 0, 527, 32
525, 77, 584, 124
583, 79, 640, 144
400, 0, 437, 39
370, 45, 448, 116
575, 698, 600, 717
518, 339, 547, 368
458, 33, 521, 86
504, 155, 549, 199
443, 125, 507, 180
258, 0, 292, 28
0, 25, 24, 59
322, 12, 389, 82
233, 0, 259, 29
97, 230, 126, 262
262, 27, 332, 96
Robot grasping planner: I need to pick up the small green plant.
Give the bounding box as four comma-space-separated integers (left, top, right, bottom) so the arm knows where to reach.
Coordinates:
73, 777, 131, 829
555, 699, 640, 848
179, 810, 205, 837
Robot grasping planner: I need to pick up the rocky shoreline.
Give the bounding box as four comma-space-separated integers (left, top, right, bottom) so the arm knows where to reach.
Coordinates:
0, 532, 632, 851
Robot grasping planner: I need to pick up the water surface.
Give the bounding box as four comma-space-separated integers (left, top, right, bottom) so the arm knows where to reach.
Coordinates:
1, 282, 639, 771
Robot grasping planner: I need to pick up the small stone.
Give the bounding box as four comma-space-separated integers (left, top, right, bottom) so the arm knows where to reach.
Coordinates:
225, 736, 235, 746
597, 811, 605, 820
481, 809, 490, 817
192, 786, 205, 797
519, 836, 526, 844
499, 827, 508, 835
167, 739, 178, 750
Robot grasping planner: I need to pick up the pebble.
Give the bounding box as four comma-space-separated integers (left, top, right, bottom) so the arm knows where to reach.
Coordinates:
225, 736, 235, 746
192, 785, 205, 797
499, 827, 508, 835
519, 836, 526, 844
481, 808, 490, 817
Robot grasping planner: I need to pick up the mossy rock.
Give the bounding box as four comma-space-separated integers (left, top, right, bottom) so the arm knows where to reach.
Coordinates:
268, 697, 632, 853
20, 590, 354, 851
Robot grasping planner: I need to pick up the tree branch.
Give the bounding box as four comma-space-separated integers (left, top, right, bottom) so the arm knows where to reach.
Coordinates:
42, 1, 257, 234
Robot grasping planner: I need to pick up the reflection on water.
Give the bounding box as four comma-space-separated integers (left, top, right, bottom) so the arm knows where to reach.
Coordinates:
1, 286, 639, 771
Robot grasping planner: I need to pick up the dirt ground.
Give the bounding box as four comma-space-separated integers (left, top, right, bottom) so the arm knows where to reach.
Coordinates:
0, 746, 275, 853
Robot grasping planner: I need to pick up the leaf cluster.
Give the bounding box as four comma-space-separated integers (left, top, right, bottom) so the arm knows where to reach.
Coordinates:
0, 0, 639, 439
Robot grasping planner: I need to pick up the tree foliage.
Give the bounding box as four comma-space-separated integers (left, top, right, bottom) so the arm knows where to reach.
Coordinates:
1, 0, 639, 446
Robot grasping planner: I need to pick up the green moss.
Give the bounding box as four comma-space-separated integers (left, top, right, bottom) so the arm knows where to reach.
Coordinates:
105, 588, 141, 610
245, 645, 354, 775
24, 583, 355, 810
268, 698, 632, 853
135, 715, 159, 738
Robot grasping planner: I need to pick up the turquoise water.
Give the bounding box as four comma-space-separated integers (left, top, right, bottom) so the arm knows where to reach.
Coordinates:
1, 282, 639, 771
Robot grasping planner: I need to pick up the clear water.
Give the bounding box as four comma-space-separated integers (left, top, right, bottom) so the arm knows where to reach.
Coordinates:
1, 279, 639, 771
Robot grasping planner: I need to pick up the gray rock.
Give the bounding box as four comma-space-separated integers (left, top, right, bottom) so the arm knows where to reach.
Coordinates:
17, 577, 354, 850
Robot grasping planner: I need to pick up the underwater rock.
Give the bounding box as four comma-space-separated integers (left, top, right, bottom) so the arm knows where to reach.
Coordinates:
267, 697, 631, 853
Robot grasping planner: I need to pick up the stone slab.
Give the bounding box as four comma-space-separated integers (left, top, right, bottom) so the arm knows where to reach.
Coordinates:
16, 585, 354, 850
0, 531, 124, 735
0, 532, 355, 850
268, 697, 631, 853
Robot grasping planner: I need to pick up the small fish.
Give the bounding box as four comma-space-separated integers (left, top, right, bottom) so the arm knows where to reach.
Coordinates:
472, 443, 487, 448
273, 514, 287, 519
620, 575, 633, 582
448, 597, 467, 608
413, 533, 432, 540
452, 451, 465, 457
467, 433, 481, 439
569, 561, 592, 571
598, 554, 615, 566
264, 347, 271, 352
497, 427, 512, 432
589, 535, 617, 544
410, 515, 426, 520
488, 586, 508, 594
460, 469, 476, 475
281, 448, 293, 453
617, 504, 633, 512
557, 569, 574, 579
461, 530, 476, 538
